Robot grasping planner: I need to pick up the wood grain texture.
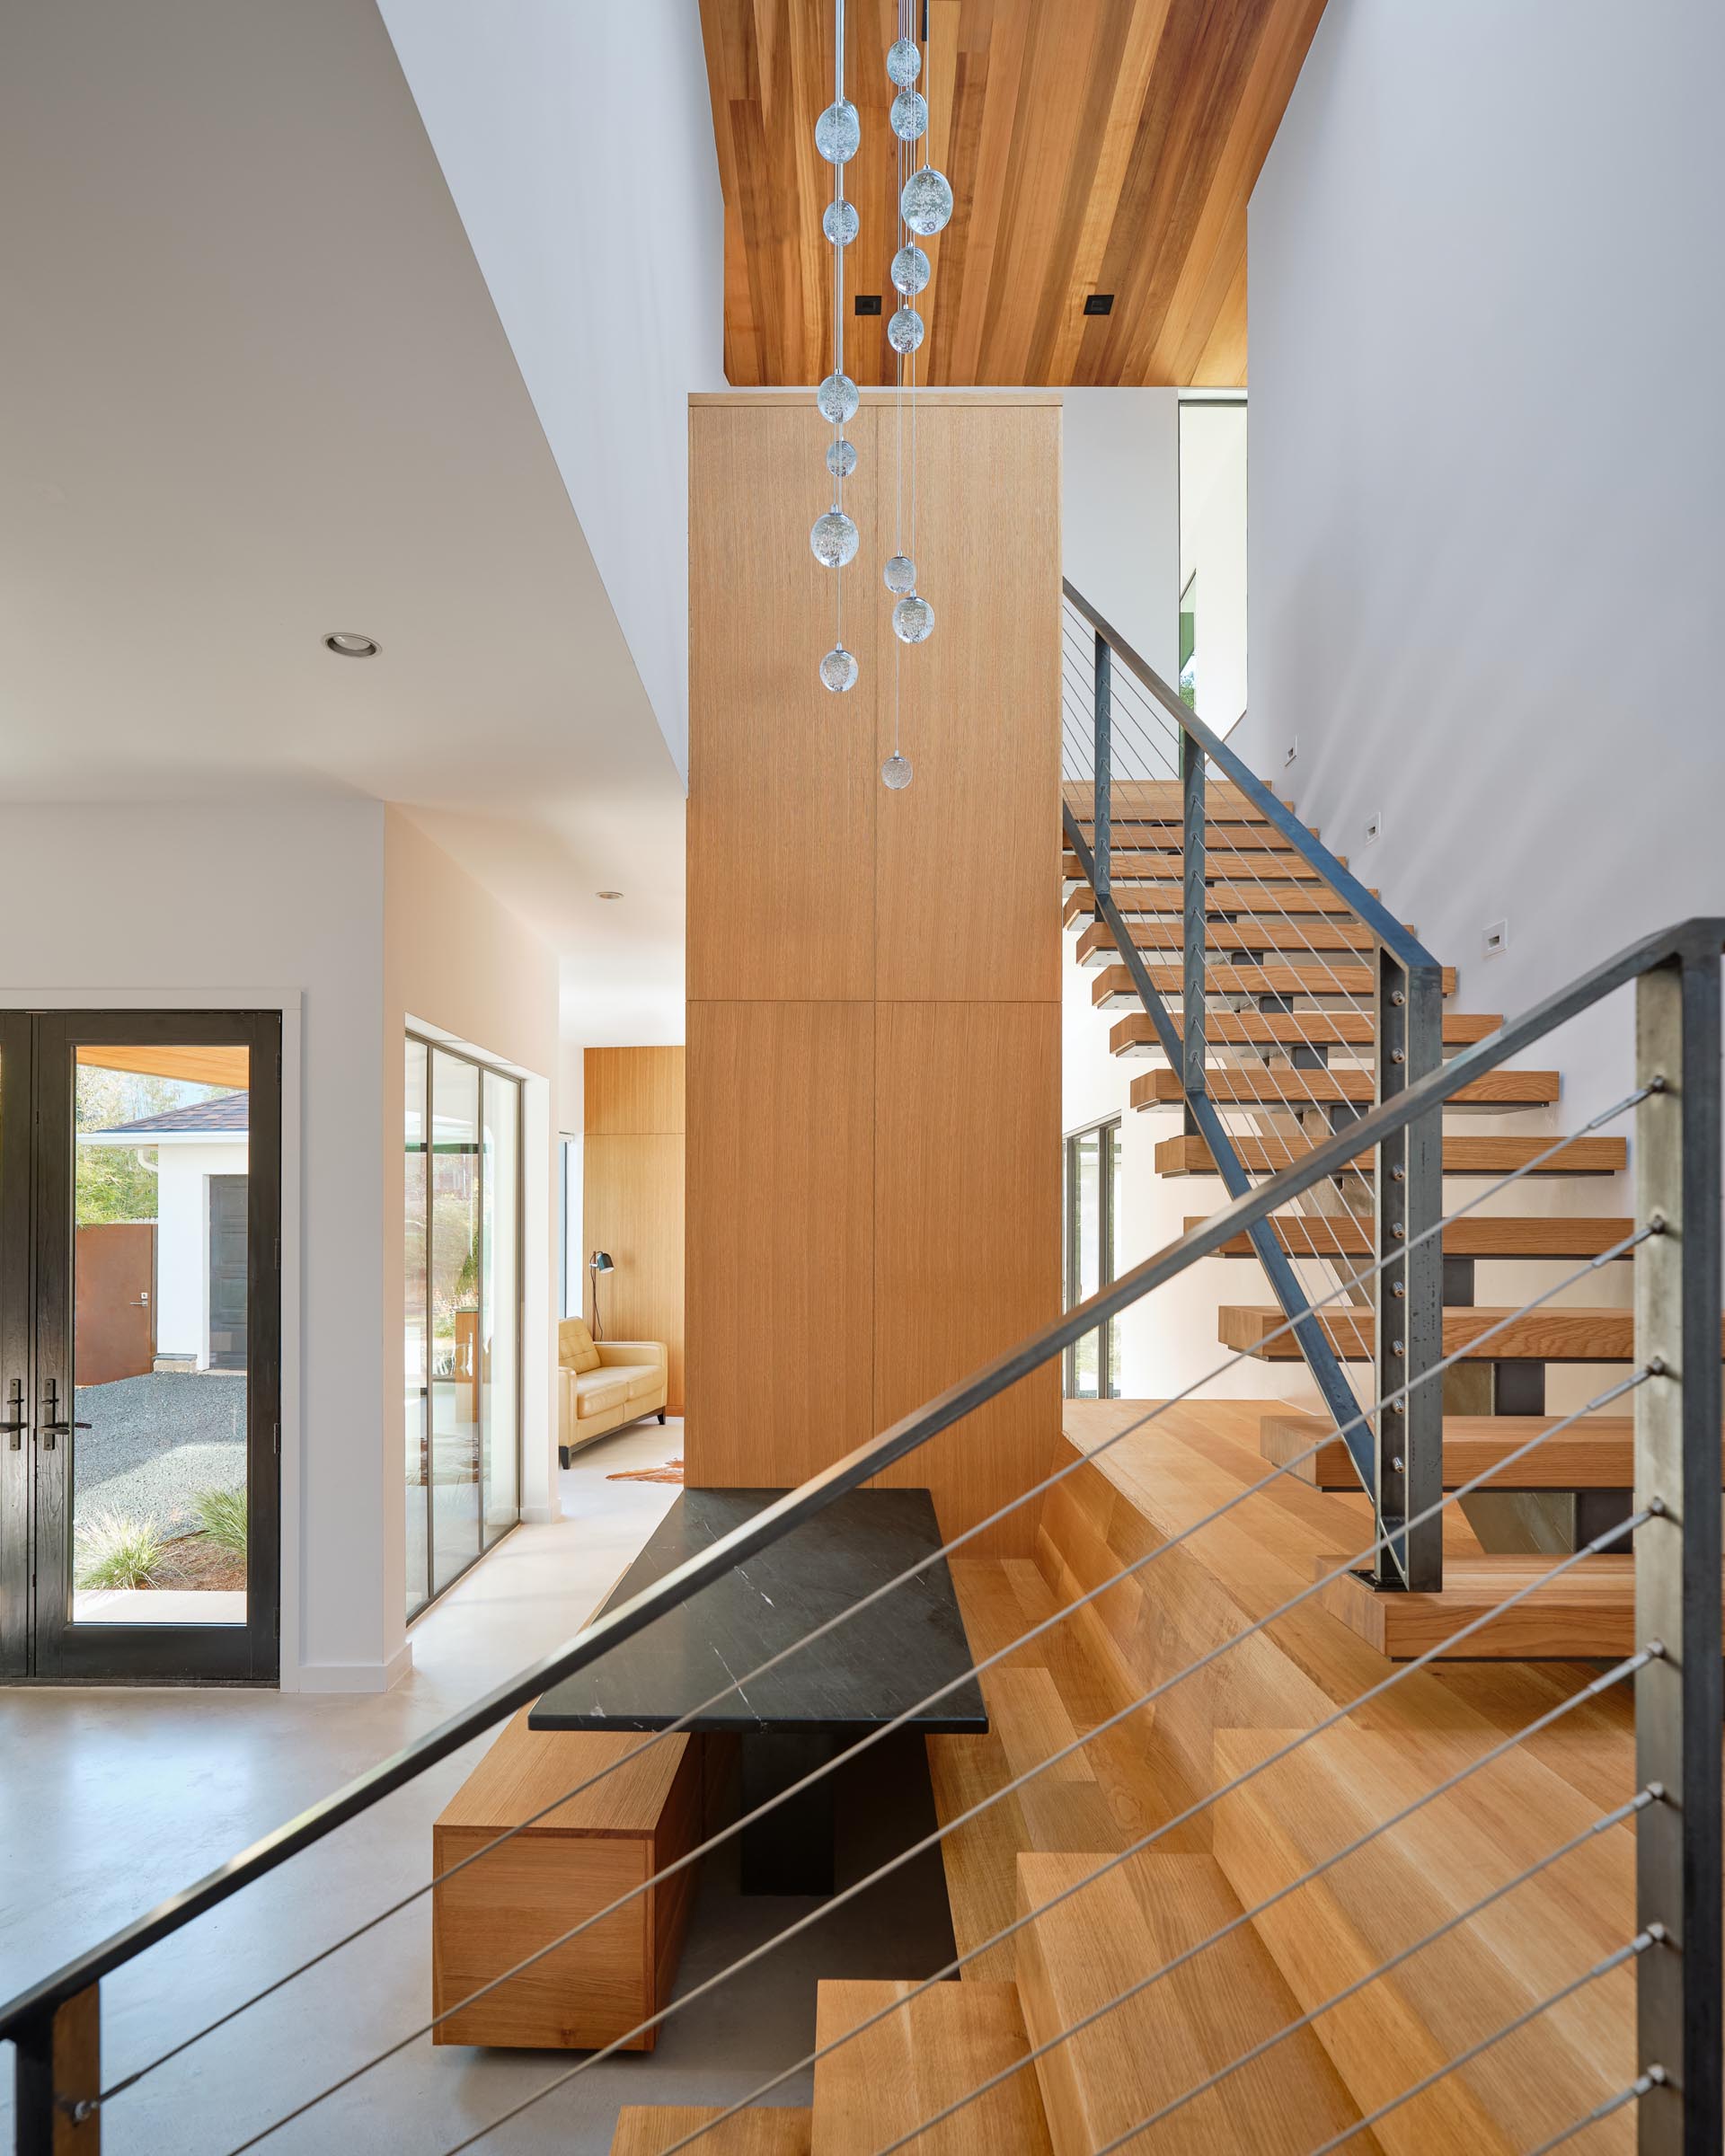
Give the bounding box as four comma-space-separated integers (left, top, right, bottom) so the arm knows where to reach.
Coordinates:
1132, 1066, 1557, 1109
1094, 960, 1455, 1002
813, 1978, 1054, 2154
872, 1003, 1061, 1552
584, 1133, 686, 1413
1015, 1851, 1381, 2153
1201, 1213, 1636, 1260
1110, 1007, 1499, 1048
1156, 1132, 1623, 1179
697, 0, 1329, 389
612, 2110, 811, 2156
685, 1001, 876, 1486
1067, 848, 1332, 882
874, 402, 1062, 1003
585, 1047, 686, 1136
1313, 1554, 1659, 1660
1258, 1411, 1725, 1491
1069, 880, 1376, 919
688, 402, 879, 1001
1082, 915, 1385, 959
75, 1042, 250, 1089
1217, 1305, 1672, 1365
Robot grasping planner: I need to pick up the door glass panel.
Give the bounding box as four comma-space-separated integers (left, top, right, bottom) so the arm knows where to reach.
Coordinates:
1070, 1130, 1101, 1399
404, 1038, 429, 1618
481, 1070, 518, 1544
429, 1049, 481, 1595
71, 1043, 250, 1625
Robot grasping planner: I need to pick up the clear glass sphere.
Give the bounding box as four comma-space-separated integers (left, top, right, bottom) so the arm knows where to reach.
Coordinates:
890, 89, 929, 142
888, 305, 924, 354
810, 509, 860, 569
815, 99, 861, 165
887, 37, 922, 86
816, 371, 860, 423
826, 436, 857, 480
900, 167, 953, 237
891, 243, 931, 296
892, 592, 935, 644
822, 198, 860, 248
880, 753, 914, 791
820, 645, 859, 693
883, 553, 916, 595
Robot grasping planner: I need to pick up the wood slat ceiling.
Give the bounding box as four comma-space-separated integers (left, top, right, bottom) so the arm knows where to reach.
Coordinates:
698, 0, 1327, 389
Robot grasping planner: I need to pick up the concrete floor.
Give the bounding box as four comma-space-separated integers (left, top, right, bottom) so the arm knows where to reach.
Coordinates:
0, 1418, 959, 2155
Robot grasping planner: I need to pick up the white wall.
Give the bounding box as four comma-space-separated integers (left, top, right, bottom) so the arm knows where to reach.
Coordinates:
1239, 0, 1725, 1122
1179, 398, 1249, 734
0, 799, 385, 1689
377, 0, 725, 779
1061, 389, 1181, 682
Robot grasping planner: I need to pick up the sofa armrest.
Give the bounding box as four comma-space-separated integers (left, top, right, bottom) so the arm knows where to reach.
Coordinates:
595, 1339, 668, 1372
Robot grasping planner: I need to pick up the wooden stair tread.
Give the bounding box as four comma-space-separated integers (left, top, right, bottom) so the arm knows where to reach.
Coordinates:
813, 1979, 1053, 2155
1259, 1411, 1725, 1489
1065, 879, 1372, 916
1132, 1065, 1557, 1109
1015, 1851, 1383, 2153
1211, 1726, 1634, 2152
1064, 780, 1290, 825
1066, 849, 1334, 882
1078, 920, 1430, 966
1112, 1008, 1500, 1051
1314, 1553, 1664, 1659
611, 2107, 811, 2155
1216, 1305, 1679, 1364
1091, 959, 1456, 1002
1156, 1132, 1624, 1178
1199, 1213, 1635, 1259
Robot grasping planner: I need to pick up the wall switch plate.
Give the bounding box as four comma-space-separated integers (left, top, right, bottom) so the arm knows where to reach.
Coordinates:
1283, 735, 1298, 766
1483, 917, 1509, 958
1364, 810, 1382, 845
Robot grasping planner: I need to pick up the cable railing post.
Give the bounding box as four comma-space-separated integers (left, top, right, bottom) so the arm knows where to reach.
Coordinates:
1373, 950, 1444, 1590
1633, 941, 1722, 2156
1180, 726, 1205, 1100
13, 1981, 99, 2154
1092, 630, 1111, 904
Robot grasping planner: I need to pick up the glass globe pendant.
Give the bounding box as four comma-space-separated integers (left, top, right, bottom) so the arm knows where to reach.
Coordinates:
886, 36, 921, 86
892, 592, 934, 644
810, 508, 860, 569
816, 371, 860, 423
883, 554, 916, 595
890, 90, 928, 142
888, 305, 924, 355
891, 243, 931, 296
822, 198, 860, 248
900, 167, 953, 237
820, 645, 859, 693
826, 437, 857, 480
814, 99, 861, 164
880, 753, 914, 791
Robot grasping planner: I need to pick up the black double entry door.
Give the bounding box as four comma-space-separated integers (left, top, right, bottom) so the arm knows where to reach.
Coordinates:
0, 1012, 280, 1683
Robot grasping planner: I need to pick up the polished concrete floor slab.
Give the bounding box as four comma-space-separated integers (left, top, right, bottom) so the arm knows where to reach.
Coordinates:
1, 1421, 960, 2154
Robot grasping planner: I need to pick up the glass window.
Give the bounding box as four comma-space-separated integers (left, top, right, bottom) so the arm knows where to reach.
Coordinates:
1064, 1119, 1121, 1399
482, 1069, 519, 1543
404, 1039, 429, 1621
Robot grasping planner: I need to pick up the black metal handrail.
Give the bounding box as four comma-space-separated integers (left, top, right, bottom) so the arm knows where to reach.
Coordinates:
3, 916, 1718, 2056
1062, 577, 1446, 1588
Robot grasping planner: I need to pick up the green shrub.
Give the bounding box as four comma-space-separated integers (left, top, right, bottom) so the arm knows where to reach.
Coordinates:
75, 1510, 164, 1591
194, 1484, 248, 1555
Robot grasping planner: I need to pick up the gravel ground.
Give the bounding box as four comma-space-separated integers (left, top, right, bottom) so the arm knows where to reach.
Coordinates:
75, 1373, 246, 1542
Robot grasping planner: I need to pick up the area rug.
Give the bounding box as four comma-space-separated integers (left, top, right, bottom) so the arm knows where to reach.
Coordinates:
606, 1458, 686, 1486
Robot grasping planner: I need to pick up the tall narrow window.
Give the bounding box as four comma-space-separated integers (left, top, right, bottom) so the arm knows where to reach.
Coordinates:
1064, 1119, 1121, 1399
405, 1035, 522, 1620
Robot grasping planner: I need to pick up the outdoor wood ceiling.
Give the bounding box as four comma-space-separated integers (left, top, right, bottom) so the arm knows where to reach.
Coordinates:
698, 0, 1328, 389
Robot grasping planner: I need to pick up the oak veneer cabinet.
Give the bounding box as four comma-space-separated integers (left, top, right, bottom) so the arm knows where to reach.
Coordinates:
431, 1709, 699, 2051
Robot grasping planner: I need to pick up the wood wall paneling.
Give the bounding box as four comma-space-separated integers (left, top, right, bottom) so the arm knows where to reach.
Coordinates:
688, 404, 880, 1002
685, 1000, 877, 1486
696, 0, 1329, 389
872, 402, 1062, 1003
871, 1003, 1061, 1553
584, 1049, 686, 1415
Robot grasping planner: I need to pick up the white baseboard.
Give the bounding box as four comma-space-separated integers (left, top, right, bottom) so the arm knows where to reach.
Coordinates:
519, 1500, 563, 1524
295, 1642, 414, 1694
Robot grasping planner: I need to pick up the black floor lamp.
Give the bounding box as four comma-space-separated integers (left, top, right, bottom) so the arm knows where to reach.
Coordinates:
588, 1250, 615, 1339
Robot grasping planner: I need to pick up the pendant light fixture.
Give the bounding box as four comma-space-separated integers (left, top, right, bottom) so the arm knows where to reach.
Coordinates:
813, 0, 860, 694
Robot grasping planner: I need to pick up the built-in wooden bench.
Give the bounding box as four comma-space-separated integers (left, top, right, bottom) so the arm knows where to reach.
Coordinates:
432, 1708, 700, 2051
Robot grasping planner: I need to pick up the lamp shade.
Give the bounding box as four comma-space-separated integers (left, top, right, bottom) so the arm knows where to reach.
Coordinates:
588, 1250, 615, 1274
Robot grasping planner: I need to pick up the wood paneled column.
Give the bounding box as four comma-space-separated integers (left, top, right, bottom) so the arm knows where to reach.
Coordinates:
686, 391, 1061, 1553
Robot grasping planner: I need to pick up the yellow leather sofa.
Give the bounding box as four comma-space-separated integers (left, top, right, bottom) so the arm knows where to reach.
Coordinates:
557, 1317, 668, 1467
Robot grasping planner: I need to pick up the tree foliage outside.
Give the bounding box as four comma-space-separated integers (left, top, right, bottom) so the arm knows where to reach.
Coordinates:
73, 1066, 222, 1225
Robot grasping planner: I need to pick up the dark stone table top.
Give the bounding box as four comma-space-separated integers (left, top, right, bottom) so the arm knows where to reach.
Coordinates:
528, 1487, 988, 1736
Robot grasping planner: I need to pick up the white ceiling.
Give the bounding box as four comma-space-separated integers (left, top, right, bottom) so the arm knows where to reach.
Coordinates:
0, 0, 710, 1045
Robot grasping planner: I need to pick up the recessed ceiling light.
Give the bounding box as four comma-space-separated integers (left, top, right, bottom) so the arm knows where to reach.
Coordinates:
1083, 293, 1114, 316
323, 631, 379, 658
597, 889, 624, 901
854, 294, 882, 316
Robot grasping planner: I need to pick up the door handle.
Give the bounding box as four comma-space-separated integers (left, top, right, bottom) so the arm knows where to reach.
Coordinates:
39, 1378, 91, 1450
1, 1378, 23, 1450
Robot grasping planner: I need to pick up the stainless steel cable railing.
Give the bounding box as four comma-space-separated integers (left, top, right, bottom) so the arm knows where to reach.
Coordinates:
3, 917, 1719, 2156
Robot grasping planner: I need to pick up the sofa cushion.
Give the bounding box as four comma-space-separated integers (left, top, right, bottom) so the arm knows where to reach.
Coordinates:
559, 1317, 601, 1374
600, 1363, 663, 1405
573, 1372, 629, 1418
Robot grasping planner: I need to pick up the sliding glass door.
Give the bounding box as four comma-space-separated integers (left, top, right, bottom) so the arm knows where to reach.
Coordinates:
404, 1035, 522, 1621
1063, 1118, 1122, 1400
